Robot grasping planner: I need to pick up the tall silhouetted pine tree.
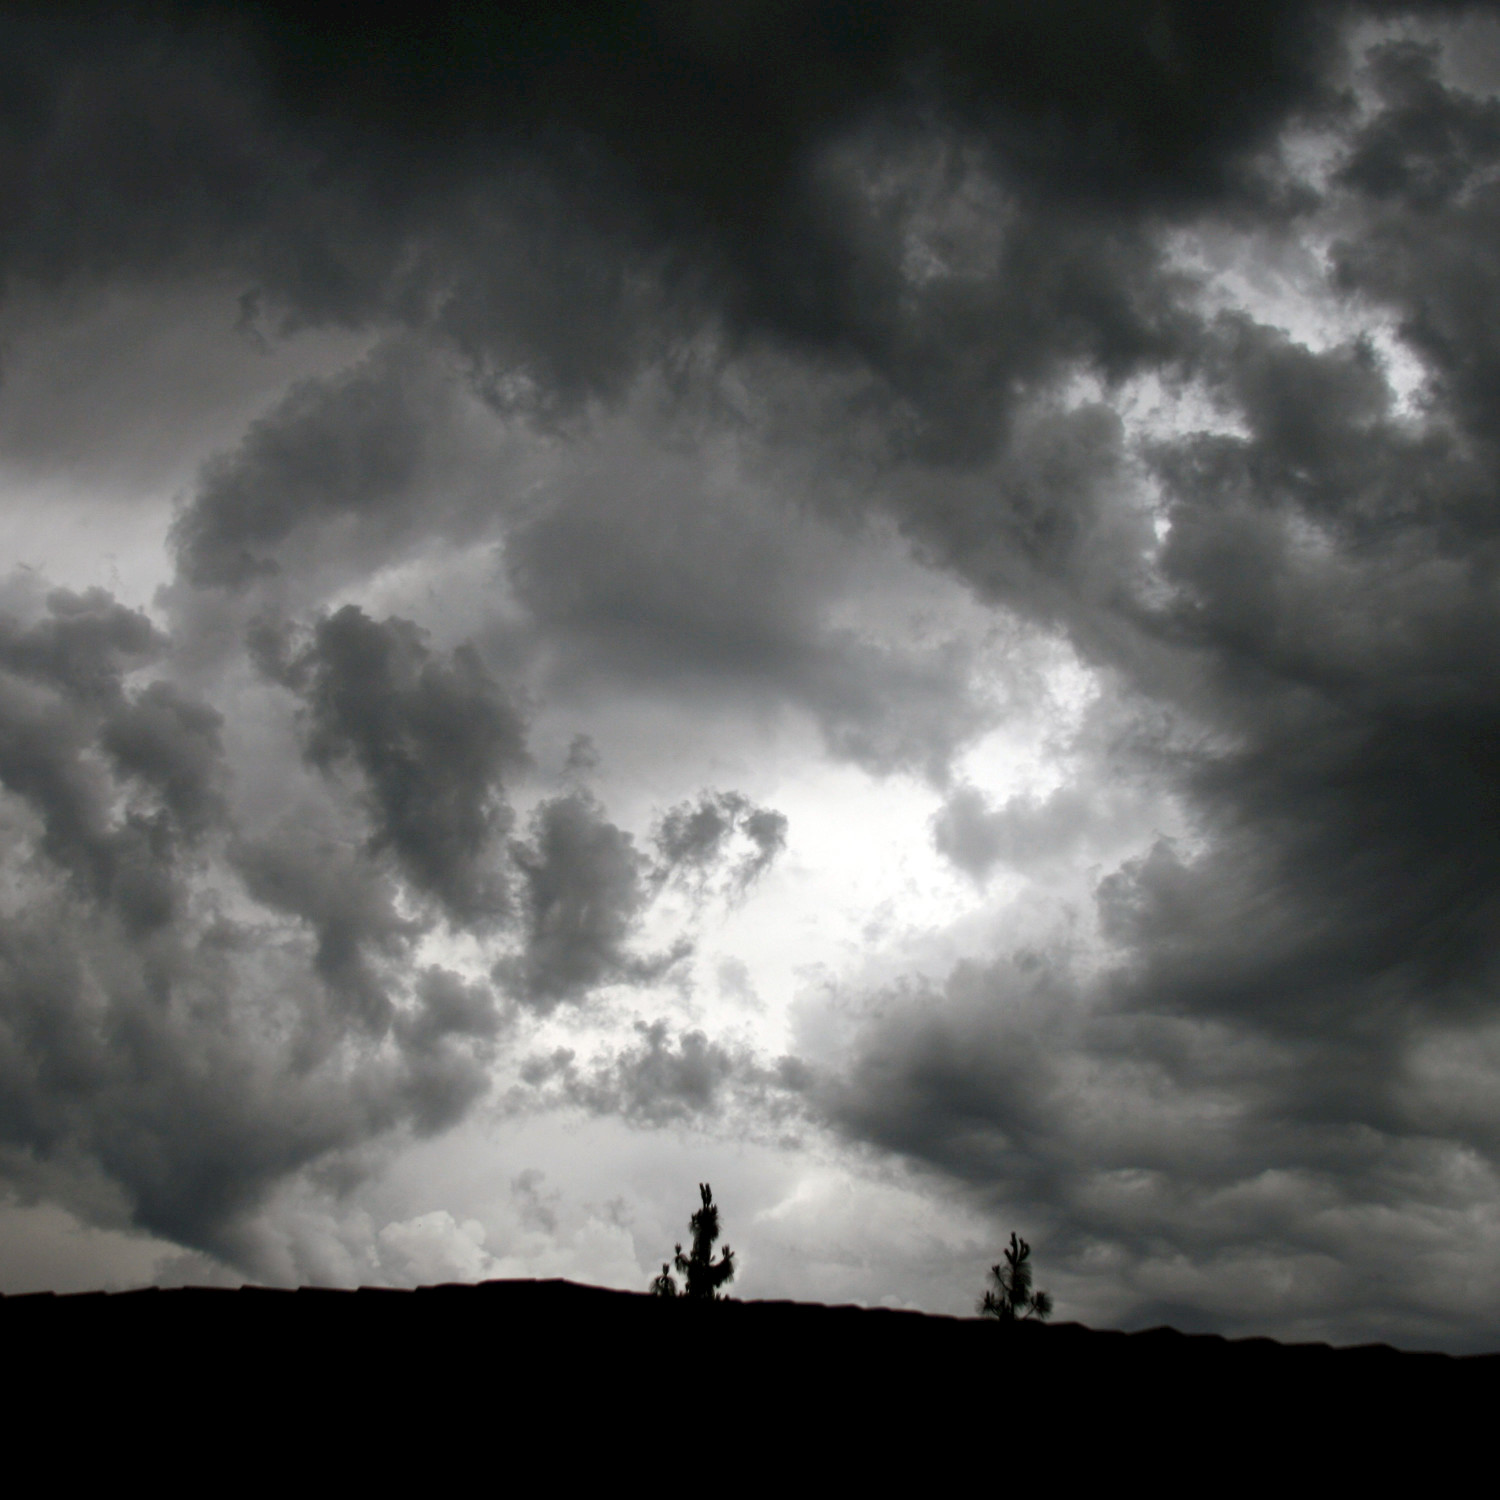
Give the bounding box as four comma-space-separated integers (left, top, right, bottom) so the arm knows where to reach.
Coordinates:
980, 1232, 1052, 1321
649, 1183, 735, 1299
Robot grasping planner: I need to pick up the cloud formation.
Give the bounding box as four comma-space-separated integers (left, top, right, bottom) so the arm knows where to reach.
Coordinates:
653, 790, 788, 897
172, 354, 429, 589
499, 791, 688, 1010
5, 3, 1500, 1347
262, 604, 528, 927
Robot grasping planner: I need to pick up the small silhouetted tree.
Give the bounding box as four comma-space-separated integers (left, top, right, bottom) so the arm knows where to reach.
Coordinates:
980, 1232, 1052, 1322
648, 1183, 735, 1300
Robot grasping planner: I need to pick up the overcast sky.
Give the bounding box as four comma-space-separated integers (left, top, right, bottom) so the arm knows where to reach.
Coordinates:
4, 1, 1500, 1350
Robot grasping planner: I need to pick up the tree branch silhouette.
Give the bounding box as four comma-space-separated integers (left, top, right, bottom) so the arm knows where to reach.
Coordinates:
980, 1232, 1052, 1322
650, 1182, 735, 1300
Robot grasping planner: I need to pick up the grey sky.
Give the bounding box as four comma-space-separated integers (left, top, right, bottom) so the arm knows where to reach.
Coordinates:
3, 1, 1500, 1350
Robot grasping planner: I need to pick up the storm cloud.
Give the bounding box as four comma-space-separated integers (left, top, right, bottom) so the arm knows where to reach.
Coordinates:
261, 604, 528, 928
3, 2, 1500, 1346
500, 790, 687, 1009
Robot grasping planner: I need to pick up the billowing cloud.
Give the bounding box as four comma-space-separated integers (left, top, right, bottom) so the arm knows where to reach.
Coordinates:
0, 874, 506, 1266
0, 588, 194, 930
394, 966, 507, 1135
172, 352, 430, 589
259, 604, 527, 928
515, 1019, 803, 1129
6, 3, 1500, 1350
499, 792, 689, 1010
653, 790, 788, 896
230, 820, 419, 1031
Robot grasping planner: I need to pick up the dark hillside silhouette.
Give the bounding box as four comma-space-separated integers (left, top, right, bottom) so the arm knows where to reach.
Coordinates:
980, 1232, 1052, 1322
0, 1280, 1492, 1473
649, 1182, 735, 1299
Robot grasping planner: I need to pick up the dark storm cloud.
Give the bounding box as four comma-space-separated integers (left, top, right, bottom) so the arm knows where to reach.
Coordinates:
1339, 39, 1500, 214
0, 586, 164, 700
794, 21, 1500, 1345
172, 352, 428, 589
0, 591, 515, 1265
807, 948, 1500, 1344
0, 589, 207, 930
394, 966, 507, 1134
0, 583, 772, 1265
498, 791, 689, 1010
0, 886, 512, 1264
816, 958, 1072, 1198
231, 823, 419, 1031
226, 0, 1349, 444
0, 901, 361, 1255
865, 33, 1500, 1047
1094, 284, 1500, 1051
1091, 675, 1500, 1040
0, 3, 1361, 446
1333, 39, 1500, 449
258, 604, 528, 927
101, 682, 228, 838
11, 0, 1500, 1336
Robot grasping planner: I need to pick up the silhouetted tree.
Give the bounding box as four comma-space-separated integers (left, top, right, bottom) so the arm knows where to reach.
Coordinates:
649, 1183, 735, 1299
980, 1233, 1052, 1322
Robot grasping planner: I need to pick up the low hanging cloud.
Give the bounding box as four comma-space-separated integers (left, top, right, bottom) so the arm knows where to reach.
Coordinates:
815, 45, 1500, 1334
0, 867, 506, 1269
0, 598, 504, 1267
803, 948, 1500, 1344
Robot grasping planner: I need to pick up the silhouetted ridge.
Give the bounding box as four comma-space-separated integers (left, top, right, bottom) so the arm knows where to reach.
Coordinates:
5, 1278, 1493, 1462
3, 1278, 1490, 1369
6, 1279, 1487, 1484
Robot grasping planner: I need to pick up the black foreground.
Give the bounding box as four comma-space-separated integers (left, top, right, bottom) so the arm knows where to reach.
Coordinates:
4, 1278, 1493, 1469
